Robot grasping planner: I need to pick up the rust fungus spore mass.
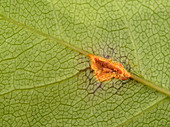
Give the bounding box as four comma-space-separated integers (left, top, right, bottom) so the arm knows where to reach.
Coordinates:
88, 54, 131, 82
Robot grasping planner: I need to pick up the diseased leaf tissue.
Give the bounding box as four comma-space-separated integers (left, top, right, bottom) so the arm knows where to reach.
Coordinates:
89, 54, 131, 82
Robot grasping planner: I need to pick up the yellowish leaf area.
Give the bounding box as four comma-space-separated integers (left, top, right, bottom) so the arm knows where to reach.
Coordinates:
88, 54, 131, 82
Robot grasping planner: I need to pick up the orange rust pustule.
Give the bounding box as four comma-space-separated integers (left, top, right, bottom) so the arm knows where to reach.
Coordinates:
88, 54, 131, 82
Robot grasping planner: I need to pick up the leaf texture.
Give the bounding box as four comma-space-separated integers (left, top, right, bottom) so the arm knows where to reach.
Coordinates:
0, 0, 169, 126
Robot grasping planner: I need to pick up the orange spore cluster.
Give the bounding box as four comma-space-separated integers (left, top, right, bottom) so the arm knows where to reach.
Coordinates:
88, 54, 131, 82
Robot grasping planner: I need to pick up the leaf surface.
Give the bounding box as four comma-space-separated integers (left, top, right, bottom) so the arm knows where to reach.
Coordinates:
0, 0, 170, 126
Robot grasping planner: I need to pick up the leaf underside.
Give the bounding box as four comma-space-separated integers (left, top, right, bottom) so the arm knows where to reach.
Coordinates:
0, 0, 169, 127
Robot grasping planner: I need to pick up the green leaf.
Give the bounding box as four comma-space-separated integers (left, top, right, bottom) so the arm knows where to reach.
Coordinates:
0, 0, 169, 126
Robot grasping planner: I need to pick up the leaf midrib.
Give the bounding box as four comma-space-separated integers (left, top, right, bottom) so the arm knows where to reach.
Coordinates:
0, 14, 90, 56
1, 13, 169, 126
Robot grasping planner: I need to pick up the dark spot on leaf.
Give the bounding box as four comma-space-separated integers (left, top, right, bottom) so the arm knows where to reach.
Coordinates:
76, 43, 134, 105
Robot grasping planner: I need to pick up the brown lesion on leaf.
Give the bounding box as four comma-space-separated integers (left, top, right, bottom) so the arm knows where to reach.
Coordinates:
88, 54, 131, 82
76, 44, 134, 105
